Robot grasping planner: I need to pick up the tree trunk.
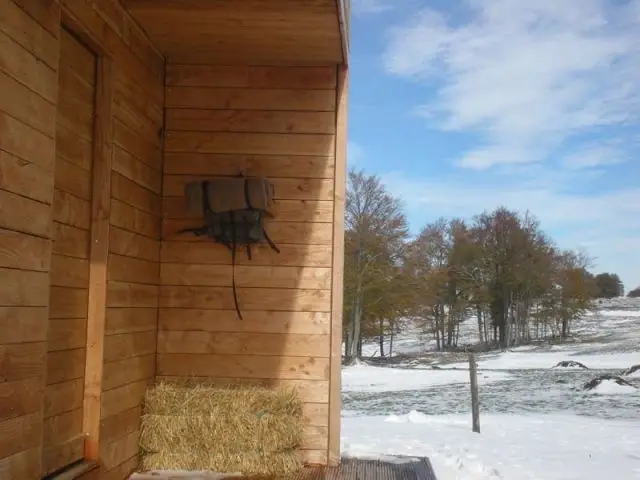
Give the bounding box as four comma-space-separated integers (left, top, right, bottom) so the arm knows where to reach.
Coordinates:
348, 250, 364, 360
476, 306, 484, 344
378, 317, 385, 357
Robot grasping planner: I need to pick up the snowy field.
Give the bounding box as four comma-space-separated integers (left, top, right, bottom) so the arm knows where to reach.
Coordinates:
341, 298, 640, 479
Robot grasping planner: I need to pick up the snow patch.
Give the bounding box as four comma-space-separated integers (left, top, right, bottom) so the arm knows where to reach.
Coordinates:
450, 350, 640, 370
342, 363, 511, 393
587, 378, 638, 395
342, 413, 640, 480
594, 309, 640, 317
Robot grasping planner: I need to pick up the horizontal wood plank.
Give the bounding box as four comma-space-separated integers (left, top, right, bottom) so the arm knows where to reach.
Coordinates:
0, 267, 49, 306
47, 317, 87, 352
49, 286, 88, 319
156, 354, 329, 381
107, 281, 158, 308
163, 176, 334, 200
159, 286, 331, 312
41, 435, 83, 476
158, 309, 330, 335
105, 307, 158, 335
53, 189, 91, 230
101, 379, 150, 419
0, 228, 51, 271
157, 331, 329, 357
55, 123, 92, 171
0, 307, 48, 344
0, 412, 42, 460
103, 331, 156, 363
163, 219, 333, 245
0, 0, 59, 68
110, 199, 159, 239
56, 92, 94, 141
162, 197, 334, 223
99, 406, 141, 445
112, 145, 162, 193
46, 348, 85, 385
0, 28, 57, 102
155, 376, 329, 404
50, 254, 89, 288
163, 153, 334, 178
0, 70, 56, 138
114, 69, 163, 126
113, 93, 162, 148
52, 223, 89, 259
0, 342, 46, 382
45, 379, 84, 418
166, 109, 335, 135
161, 241, 332, 267
109, 227, 160, 263
0, 446, 42, 480
109, 254, 159, 285
166, 65, 337, 89
0, 150, 53, 205
54, 156, 92, 200
112, 171, 161, 216
0, 189, 52, 238
165, 131, 335, 157
102, 354, 155, 391
113, 119, 162, 171
166, 87, 336, 112
98, 429, 139, 472
0, 378, 42, 421
160, 264, 331, 289
59, 27, 95, 84
0, 111, 55, 171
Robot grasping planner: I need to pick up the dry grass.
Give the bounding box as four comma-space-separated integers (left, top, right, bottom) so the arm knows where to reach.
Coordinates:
141, 451, 303, 476
139, 382, 305, 476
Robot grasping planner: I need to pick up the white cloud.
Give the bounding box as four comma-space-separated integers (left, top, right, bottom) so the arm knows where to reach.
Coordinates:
561, 143, 627, 170
382, 0, 640, 170
351, 0, 393, 16
379, 170, 640, 289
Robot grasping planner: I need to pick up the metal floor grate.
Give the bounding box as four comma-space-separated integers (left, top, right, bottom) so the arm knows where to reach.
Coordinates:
289, 457, 438, 480
130, 457, 438, 480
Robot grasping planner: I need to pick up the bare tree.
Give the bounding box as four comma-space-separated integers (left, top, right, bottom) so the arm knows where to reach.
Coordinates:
343, 169, 408, 362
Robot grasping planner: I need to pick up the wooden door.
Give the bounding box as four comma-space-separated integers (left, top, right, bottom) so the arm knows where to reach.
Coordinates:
43, 27, 97, 476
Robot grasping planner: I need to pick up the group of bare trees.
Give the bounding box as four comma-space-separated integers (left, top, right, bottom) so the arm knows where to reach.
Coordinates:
343, 169, 610, 362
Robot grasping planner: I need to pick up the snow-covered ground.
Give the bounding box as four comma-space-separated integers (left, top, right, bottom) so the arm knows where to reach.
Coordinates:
341, 298, 640, 479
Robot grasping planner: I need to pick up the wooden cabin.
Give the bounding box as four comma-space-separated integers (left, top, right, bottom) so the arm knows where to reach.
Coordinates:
0, 0, 348, 478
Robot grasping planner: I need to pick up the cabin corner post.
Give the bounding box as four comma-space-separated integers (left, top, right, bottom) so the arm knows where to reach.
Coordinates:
83, 54, 114, 462
328, 64, 348, 466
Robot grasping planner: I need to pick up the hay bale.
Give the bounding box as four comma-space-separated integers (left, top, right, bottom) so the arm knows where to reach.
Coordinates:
139, 382, 304, 476
141, 451, 303, 476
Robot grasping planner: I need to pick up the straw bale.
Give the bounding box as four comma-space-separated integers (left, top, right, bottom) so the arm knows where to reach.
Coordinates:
141, 451, 303, 476
139, 382, 305, 475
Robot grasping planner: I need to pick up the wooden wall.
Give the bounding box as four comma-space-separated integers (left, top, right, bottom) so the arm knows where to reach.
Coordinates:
0, 1, 164, 479
159, 64, 340, 465
0, 2, 59, 478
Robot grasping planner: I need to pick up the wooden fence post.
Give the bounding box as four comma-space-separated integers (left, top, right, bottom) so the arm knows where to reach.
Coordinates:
469, 353, 480, 433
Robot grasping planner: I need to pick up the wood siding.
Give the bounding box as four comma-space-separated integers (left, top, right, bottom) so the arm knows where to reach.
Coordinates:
43, 27, 97, 475
0, 1, 163, 479
0, 2, 59, 477
1, 1, 345, 477
160, 64, 339, 465
124, 1, 344, 65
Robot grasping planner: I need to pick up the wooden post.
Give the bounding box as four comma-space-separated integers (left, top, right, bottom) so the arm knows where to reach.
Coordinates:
83, 54, 113, 461
328, 64, 348, 466
469, 353, 480, 433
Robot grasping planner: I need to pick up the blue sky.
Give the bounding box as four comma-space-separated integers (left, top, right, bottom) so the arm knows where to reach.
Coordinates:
347, 0, 640, 291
